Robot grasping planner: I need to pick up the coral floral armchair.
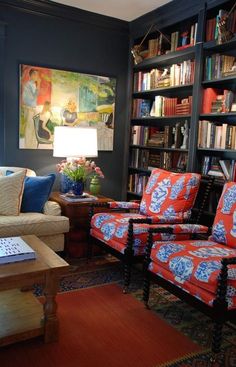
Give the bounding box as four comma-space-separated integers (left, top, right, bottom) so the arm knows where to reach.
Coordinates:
90, 168, 208, 292
143, 181, 236, 359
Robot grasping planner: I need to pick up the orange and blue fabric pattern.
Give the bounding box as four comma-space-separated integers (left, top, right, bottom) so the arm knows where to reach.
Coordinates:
148, 181, 236, 310
140, 168, 200, 221
91, 212, 208, 256
210, 182, 236, 249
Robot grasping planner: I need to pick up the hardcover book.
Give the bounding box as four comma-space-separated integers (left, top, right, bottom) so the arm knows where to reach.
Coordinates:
0, 237, 36, 265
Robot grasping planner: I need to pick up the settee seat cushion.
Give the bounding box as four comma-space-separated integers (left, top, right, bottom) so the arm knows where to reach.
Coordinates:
149, 261, 236, 309
91, 213, 208, 256
150, 239, 236, 300
0, 212, 69, 238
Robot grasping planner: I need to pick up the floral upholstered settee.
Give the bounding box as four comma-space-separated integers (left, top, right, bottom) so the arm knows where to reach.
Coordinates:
0, 167, 69, 251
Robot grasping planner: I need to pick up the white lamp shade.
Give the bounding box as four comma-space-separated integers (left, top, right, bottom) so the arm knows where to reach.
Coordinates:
53, 126, 98, 158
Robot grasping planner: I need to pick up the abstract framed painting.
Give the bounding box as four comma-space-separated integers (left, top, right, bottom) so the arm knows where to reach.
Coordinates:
19, 64, 116, 150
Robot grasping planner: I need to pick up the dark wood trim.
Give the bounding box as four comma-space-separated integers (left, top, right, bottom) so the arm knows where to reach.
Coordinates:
0, 22, 6, 164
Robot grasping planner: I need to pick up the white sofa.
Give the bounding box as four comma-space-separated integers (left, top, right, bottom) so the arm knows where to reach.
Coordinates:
0, 167, 69, 252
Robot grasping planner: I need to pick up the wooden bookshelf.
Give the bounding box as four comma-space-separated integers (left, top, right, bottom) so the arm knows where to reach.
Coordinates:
127, 0, 236, 211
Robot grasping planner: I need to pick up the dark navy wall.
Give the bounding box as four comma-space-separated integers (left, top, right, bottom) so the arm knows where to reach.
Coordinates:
0, 0, 130, 199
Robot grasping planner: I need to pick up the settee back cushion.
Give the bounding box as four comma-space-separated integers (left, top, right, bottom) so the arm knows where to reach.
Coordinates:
0, 167, 36, 177
0, 170, 26, 216
211, 182, 236, 248
140, 168, 200, 221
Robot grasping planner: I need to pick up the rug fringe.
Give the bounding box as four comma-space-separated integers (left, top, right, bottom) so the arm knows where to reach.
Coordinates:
156, 348, 210, 367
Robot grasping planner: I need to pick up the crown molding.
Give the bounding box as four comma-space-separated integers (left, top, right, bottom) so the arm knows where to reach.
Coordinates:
0, 0, 129, 34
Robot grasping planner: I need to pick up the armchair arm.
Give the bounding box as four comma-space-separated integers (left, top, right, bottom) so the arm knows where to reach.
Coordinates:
149, 223, 209, 234
108, 201, 140, 210
43, 201, 61, 216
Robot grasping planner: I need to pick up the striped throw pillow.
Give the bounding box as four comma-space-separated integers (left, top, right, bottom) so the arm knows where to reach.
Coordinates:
0, 170, 26, 215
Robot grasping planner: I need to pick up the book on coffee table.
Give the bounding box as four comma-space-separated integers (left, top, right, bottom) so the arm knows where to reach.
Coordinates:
60, 193, 98, 202
0, 237, 36, 264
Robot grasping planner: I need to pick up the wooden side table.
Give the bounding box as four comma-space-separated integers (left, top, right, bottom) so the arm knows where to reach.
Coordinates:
50, 192, 113, 258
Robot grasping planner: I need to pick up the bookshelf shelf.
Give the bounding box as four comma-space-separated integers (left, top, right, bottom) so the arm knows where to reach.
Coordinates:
200, 113, 236, 121
133, 84, 193, 98
128, 167, 151, 174
130, 144, 188, 152
198, 148, 236, 153
127, 191, 142, 198
202, 76, 236, 89
131, 115, 191, 126
203, 35, 236, 52
133, 47, 196, 71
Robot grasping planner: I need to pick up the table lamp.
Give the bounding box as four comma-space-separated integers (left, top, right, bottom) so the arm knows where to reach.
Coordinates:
53, 126, 98, 194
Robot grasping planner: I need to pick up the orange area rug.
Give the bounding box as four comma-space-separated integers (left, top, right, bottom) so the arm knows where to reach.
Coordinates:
0, 284, 201, 367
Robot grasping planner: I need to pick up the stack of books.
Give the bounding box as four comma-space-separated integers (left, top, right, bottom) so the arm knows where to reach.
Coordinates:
150, 96, 192, 117
202, 156, 236, 181
132, 99, 152, 118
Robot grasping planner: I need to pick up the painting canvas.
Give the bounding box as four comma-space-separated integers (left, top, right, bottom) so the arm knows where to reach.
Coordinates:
19, 64, 116, 150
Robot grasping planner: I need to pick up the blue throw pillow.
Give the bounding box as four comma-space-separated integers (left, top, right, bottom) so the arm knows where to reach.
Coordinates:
21, 174, 56, 213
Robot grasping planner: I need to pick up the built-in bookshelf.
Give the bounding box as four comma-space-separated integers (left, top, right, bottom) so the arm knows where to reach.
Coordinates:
127, 0, 236, 220
196, 2, 236, 194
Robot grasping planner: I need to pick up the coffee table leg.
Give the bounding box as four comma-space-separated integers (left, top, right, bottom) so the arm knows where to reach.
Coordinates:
43, 273, 59, 343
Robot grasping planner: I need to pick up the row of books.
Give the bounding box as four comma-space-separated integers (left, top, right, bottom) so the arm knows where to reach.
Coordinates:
201, 156, 236, 181
131, 122, 188, 149
130, 149, 151, 169
206, 8, 236, 42
170, 23, 198, 52
130, 150, 188, 173
133, 60, 195, 92
204, 54, 235, 81
202, 88, 236, 114
131, 126, 149, 146
128, 174, 149, 195
146, 35, 164, 59
150, 96, 192, 117
198, 121, 236, 150
132, 99, 152, 118
134, 23, 198, 61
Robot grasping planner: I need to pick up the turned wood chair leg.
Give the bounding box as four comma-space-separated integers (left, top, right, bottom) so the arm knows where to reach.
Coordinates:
210, 321, 224, 363
86, 236, 93, 262
143, 275, 150, 309
123, 261, 131, 294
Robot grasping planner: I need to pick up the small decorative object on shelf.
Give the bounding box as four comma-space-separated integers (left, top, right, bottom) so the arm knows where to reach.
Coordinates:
180, 121, 189, 149
217, 2, 236, 44
131, 24, 170, 65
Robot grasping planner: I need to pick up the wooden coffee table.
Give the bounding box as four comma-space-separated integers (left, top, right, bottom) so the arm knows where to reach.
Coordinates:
0, 235, 69, 346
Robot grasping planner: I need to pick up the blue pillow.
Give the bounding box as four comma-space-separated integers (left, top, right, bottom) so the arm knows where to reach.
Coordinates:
21, 174, 56, 213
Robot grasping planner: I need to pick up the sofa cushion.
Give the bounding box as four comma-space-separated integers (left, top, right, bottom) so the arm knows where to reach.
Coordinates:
140, 168, 200, 221
20, 174, 56, 213
150, 239, 236, 295
0, 170, 26, 216
211, 182, 236, 249
0, 212, 69, 237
